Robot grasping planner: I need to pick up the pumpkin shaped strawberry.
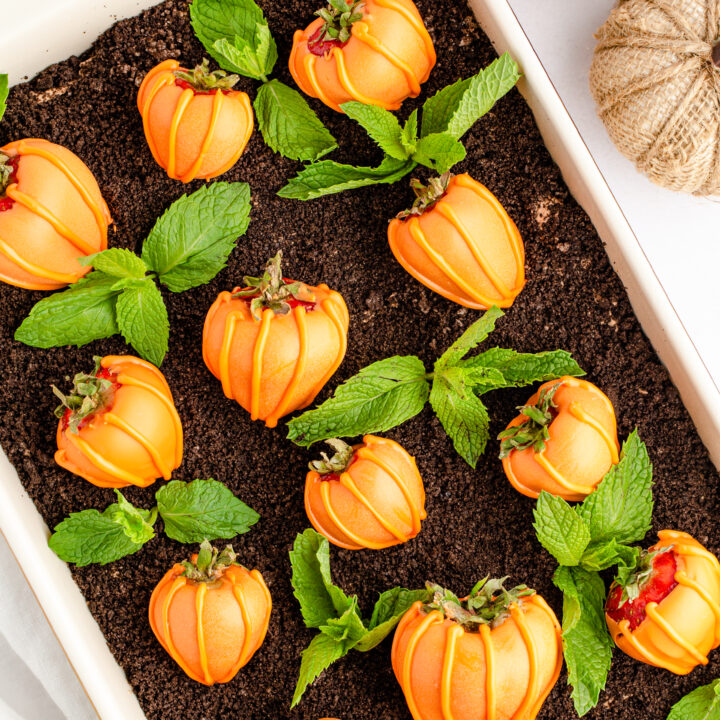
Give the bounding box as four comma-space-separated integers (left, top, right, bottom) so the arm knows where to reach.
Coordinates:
392, 579, 563, 720
202, 251, 349, 428
388, 174, 525, 310
606, 530, 720, 675
499, 376, 619, 501
289, 0, 435, 112
137, 59, 254, 183
0, 139, 111, 290
54, 355, 183, 488
149, 541, 272, 685
305, 436, 426, 550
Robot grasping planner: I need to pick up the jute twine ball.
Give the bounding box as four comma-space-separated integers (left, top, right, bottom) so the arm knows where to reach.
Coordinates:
590, 0, 720, 195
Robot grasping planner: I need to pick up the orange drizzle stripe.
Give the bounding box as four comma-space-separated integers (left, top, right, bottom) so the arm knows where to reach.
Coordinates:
435, 200, 511, 298
0, 233, 80, 284
402, 610, 442, 720
67, 432, 150, 487
352, 23, 420, 94
218, 310, 243, 400
305, 475, 362, 549
162, 577, 200, 681
676, 571, 720, 642
16, 140, 110, 236
231, 577, 254, 670
116, 373, 183, 467
532, 452, 591, 495
6, 185, 97, 255
179, 89, 223, 183
355, 447, 421, 533
617, 618, 671, 669
303, 54, 341, 112
320, 481, 387, 549
526, 595, 564, 718
568, 402, 620, 463
208, 92, 254, 179
675, 545, 720, 573
333, 46, 397, 110
141, 71, 176, 166
195, 583, 212, 684
479, 624, 496, 720
339, 472, 408, 542
441, 624, 462, 720
266, 305, 309, 428
105, 355, 174, 395
250, 309, 273, 420
510, 604, 539, 720
167, 88, 194, 179
645, 602, 707, 664
251, 569, 273, 645
408, 217, 497, 307
103, 412, 171, 479
374, 0, 436, 67
54, 448, 126, 489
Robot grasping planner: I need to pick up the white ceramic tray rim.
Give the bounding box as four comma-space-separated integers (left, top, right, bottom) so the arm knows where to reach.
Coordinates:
2, 1, 720, 719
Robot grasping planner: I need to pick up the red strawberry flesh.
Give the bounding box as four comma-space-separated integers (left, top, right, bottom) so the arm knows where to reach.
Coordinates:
307, 26, 348, 56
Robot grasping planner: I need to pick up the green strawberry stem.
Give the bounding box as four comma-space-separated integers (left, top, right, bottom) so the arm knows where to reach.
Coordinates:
614, 545, 673, 605
174, 58, 239, 92
0, 152, 14, 195
312, 0, 365, 45
309, 438, 355, 474
424, 577, 534, 631
396, 173, 452, 219
181, 540, 238, 582
497, 382, 560, 459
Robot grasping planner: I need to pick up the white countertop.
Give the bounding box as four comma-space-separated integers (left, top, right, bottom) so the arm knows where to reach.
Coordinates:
1, 1, 719, 718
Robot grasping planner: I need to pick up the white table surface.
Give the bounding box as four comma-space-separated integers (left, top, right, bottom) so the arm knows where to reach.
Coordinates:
2, 1, 719, 718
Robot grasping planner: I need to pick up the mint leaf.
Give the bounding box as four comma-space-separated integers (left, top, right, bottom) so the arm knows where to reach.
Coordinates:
534, 492, 591, 566
287, 355, 430, 447
115, 277, 169, 366
554, 565, 613, 716
341, 101, 408, 160
189, 0, 277, 78
290, 529, 354, 628
0, 74, 7, 122
435, 306, 504, 370
254, 80, 337, 162
580, 539, 639, 573
278, 156, 416, 201
576, 430, 653, 545
15, 271, 120, 349
49, 492, 156, 566
667, 679, 720, 720
319, 598, 367, 647
291, 632, 346, 708
79, 248, 147, 279
429, 366, 490, 468
421, 53, 520, 139
156, 478, 259, 543
142, 182, 251, 292
355, 587, 430, 652
401, 110, 419, 154
411, 132, 466, 174
461, 348, 585, 392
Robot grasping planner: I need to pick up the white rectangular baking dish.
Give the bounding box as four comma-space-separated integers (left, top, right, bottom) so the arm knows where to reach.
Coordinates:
2, 1, 720, 719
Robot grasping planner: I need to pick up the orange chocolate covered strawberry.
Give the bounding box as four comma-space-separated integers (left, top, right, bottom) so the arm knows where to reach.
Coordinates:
305, 436, 426, 550
0, 139, 111, 290
202, 251, 348, 428
606, 530, 720, 675
137, 59, 254, 182
388, 174, 525, 309
149, 541, 271, 684
54, 355, 183, 488
392, 579, 563, 720
289, 0, 435, 112
499, 376, 619, 501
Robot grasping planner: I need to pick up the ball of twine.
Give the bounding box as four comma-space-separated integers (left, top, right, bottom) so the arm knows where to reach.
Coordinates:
590, 0, 720, 195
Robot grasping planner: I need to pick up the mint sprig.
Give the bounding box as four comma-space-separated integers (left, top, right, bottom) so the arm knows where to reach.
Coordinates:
0, 74, 7, 122
667, 679, 720, 720
531, 430, 654, 715
190, 0, 337, 163
15, 182, 251, 366
287, 306, 584, 468
48, 479, 259, 566
279, 53, 519, 200
290, 529, 430, 707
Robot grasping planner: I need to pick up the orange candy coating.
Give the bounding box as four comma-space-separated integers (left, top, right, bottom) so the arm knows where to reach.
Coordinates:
305, 435, 426, 550
55, 356, 183, 488
149, 559, 271, 685
0, 139, 111, 290
137, 59, 254, 183
607, 530, 720, 675
501, 376, 620, 501
388, 174, 525, 310
391, 596, 562, 720
289, 0, 435, 112
202, 284, 349, 428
